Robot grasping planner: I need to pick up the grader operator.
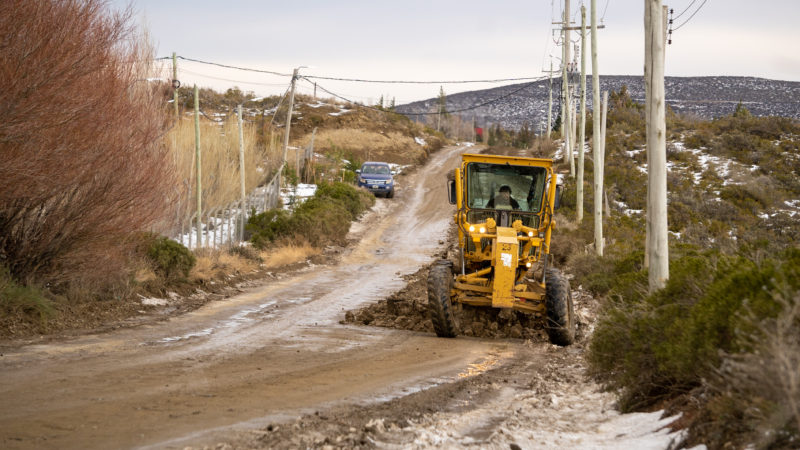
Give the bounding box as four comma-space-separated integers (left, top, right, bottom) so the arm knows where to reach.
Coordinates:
428, 153, 575, 346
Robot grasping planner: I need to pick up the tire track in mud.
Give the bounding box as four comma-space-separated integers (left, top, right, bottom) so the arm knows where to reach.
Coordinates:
1, 144, 520, 450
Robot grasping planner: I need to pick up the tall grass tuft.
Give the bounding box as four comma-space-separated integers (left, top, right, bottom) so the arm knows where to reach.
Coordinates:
165, 114, 281, 231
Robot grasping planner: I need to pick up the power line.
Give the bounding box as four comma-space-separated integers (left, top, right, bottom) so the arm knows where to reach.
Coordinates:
305, 77, 548, 116
601, 0, 610, 21
302, 74, 546, 85
673, 0, 699, 20
176, 56, 292, 77
179, 68, 292, 87
673, 0, 709, 30
164, 54, 546, 86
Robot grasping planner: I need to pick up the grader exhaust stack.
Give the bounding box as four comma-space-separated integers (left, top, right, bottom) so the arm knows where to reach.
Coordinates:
428, 153, 575, 346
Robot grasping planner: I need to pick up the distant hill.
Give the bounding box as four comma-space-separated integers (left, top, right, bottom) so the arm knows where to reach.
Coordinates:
396, 76, 800, 131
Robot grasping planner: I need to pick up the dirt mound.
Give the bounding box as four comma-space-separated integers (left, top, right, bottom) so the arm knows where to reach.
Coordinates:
343, 263, 595, 342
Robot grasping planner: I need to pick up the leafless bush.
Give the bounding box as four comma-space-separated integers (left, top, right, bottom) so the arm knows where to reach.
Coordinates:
0, 0, 174, 287
712, 289, 800, 448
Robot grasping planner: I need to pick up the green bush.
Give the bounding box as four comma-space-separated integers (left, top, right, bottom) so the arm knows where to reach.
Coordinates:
247, 182, 374, 249
247, 209, 293, 249
146, 236, 196, 279
0, 264, 54, 321
315, 181, 374, 219
589, 248, 800, 412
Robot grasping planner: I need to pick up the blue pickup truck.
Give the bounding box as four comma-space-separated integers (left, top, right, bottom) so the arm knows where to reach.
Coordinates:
356, 161, 395, 198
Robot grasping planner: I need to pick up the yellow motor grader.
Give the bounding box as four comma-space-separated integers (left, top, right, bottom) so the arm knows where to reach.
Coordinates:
428, 153, 575, 346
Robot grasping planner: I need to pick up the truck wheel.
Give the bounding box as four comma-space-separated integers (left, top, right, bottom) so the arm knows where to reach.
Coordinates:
427, 260, 459, 338
544, 268, 575, 346
386, 188, 394, 198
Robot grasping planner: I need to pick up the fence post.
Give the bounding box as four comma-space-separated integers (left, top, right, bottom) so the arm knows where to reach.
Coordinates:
172, 52, 179, 120
194, 85, 202, 250
237, 104, 246, 241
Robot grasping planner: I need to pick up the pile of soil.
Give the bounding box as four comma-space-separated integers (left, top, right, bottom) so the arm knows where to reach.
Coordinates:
208, 343, 589, 450
342, 263, 595, 342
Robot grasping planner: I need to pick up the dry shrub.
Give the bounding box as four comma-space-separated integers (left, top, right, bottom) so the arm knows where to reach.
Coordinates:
0, 0, 175, 287
260, 243, 320, 269
189, 248, 258, 283
166, 113, 278, 230
706, 290, 800, 448
530, 137, 559, 158
296, 129, 425, 164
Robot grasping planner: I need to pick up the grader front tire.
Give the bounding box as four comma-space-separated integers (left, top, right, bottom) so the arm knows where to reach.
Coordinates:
544, 268, 576, 346
427, 261, 459, 338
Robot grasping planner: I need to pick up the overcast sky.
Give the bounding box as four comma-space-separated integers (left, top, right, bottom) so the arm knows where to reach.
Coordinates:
115, 0, 800, 104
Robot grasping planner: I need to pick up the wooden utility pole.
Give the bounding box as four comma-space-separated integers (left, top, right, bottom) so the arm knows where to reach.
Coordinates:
193, 85, 202, 249
547, 59, 553, 138
237, 104, 246, 241
591, 0, 603, 256
561, 4, 573, 177
282, 67, 299, 168
645, 0, 669, 291
644, 5, 669, 270
577, 6, 587, 223
172, 52, 179, 120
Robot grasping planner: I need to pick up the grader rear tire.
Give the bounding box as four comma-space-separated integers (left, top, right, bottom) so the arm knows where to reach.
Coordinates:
427, 260, 459, 338
544, 268, 575, 346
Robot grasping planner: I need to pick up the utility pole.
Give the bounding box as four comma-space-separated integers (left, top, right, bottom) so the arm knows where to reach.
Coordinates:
561, 4, 572, 177
282, 67, 299, 169
645, 0, 669, 291
193, 85, 202, 249
547, 59, 553, 139
237, 104, 246, 241
591, 0, 603, 256
645, 5, 669, 270
172, 52, 179, 120
577, 5, 587, 223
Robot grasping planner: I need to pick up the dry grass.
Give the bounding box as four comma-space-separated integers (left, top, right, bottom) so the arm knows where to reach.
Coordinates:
260, 243, 320, 269
189, 248, 259, 283
166, 115, 281, 229
295, 129, 426, 164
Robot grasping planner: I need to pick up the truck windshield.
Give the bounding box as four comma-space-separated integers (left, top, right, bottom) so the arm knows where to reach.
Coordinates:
465, 163, 547, 213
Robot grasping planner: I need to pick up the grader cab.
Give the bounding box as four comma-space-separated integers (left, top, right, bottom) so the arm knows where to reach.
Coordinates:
428, 153, 575, 346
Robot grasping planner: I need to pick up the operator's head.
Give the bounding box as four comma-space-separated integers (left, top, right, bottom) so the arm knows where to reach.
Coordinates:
499, 185, 512, 195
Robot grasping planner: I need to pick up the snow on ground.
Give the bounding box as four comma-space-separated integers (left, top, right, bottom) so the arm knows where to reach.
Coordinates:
139, 296, 169, 306
388, 163, 411, 174
396, 355, 697, 450
624, 148, 645, 158
328, 108, 351, 117
280, 183, 317, 210
415, 137, 427, 146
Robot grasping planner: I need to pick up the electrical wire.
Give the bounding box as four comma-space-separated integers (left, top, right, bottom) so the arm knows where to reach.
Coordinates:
601, 0, 610, 22
177, 56, 292, 77
268, 85, 292, 127
178, 67, 292, 87
305, 77, 548, 116
673, 0, 699, 20
673, 0, 708, 30
165, 54, 545, 86
302, 74, 545, 85
198, 107, 226, 123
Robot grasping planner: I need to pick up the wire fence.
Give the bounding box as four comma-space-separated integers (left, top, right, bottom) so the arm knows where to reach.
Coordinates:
174, 164, 283, 250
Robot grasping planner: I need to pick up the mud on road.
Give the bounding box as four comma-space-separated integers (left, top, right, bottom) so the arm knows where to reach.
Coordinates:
0, 143, 684, 450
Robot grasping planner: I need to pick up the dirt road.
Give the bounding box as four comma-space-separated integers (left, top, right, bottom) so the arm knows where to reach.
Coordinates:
0, 144, 686, 450
0, 144, 505, 449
